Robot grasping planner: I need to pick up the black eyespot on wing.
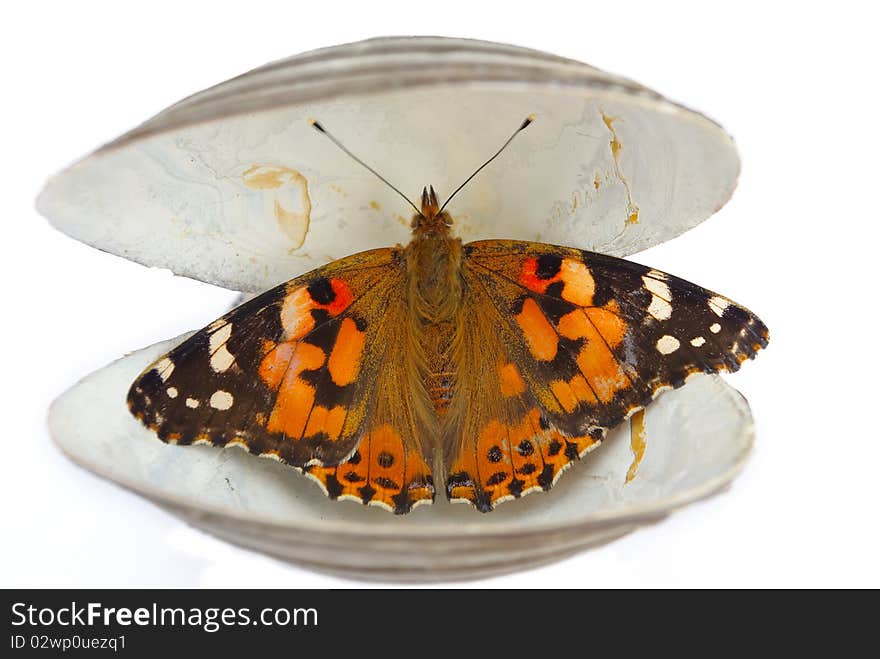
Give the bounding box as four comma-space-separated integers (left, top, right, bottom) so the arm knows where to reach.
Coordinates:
507, 478, 524, 498
517, 440, 535, 457
307, 278, 335, 304
486, 471, 509, 486
535, 254, 563, 279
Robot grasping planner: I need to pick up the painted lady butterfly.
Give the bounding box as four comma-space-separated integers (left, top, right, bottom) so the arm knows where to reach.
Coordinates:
128, 119, 768, 513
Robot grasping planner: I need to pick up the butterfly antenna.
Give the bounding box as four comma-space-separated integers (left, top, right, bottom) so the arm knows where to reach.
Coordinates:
438, 114, 535, 214
309, 119, 423, 218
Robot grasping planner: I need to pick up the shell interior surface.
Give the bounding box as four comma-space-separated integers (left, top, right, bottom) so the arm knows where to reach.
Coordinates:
37, 37, 739, 293
50, 336, 753, 549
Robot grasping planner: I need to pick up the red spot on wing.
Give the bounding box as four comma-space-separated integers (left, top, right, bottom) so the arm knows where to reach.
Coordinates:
323, 279, 354, 316
519, 257, 553, 293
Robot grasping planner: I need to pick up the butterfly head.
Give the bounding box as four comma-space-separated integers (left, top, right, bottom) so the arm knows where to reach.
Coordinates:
412, 185, 453, 236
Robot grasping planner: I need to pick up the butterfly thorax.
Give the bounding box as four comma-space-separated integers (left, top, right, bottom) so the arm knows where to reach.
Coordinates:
406, 186, 463, 325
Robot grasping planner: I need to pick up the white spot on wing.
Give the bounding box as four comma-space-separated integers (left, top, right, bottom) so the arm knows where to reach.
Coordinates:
709, 296, 731, 317
690, 336, 706, 347
209, 324, 236, 372
647, 295, 672, 320
643, 275, 672, 320
154, 358, 174, 382
642, 275, 671, 299
209, 323, 233, 348
656, 335, 680, 354
210, 346, 235, 373
186, 397, 200, 409
710, 322, 722, 334
210, 390, 234, 410
166, 387, 178, 398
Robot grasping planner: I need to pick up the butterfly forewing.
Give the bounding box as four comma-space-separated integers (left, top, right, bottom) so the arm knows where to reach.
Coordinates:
129, 248, 402, 468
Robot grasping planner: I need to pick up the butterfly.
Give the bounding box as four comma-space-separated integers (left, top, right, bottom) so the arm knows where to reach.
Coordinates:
127, 118, 768, 514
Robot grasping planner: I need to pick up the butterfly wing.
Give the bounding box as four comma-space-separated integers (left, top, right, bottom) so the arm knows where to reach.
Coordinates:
445, 240, 769, 510
127, 247, 434, 512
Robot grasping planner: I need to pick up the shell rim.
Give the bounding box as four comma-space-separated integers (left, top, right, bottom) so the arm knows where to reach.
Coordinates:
85, 35, 728, 155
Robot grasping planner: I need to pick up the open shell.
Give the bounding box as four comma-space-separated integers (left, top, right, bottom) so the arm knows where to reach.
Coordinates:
42, 37, 751, 580
37, 37, 739, 292
50, 336, 753, 582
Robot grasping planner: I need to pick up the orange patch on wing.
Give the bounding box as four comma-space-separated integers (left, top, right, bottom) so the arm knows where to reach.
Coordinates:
365, 425, 407, 509
577, 342, 629, 403
557, 308, 591, 340
302, 404, 347, 441
336, 455, 370, 499
585, 300, 626, 346
327, 317, 366, 386
302, 404, 328, 437
559, 304, 631, 403
498, 362, 526, 396
324, 406, 347, 440
507, 409, 546, 493
569, 374, 599, 404
258, 341, 296, 390
309, 446, 369, 502
516, 298, 558, 361
475, 420, 514, 502
558, 302, 626, 345
551, 379, 579, 412
569, 433, 599, 456
268, 378, 315, 439
264, 342, 326, 438
558, 259, 595, 306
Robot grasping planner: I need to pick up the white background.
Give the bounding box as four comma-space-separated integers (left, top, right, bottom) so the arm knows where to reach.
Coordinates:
2, 1, 878, 588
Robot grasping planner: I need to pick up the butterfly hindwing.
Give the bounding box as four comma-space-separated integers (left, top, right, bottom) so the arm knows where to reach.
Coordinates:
444, 240, 768, 510
439, 273, 602, 511
304, 423, 435, 513
300, 282, 438, 513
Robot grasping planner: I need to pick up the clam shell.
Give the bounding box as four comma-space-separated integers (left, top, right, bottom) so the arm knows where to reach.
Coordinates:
42, 37, 751, 581
49, 335, 753, 582
37, 37, 739, 293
